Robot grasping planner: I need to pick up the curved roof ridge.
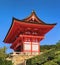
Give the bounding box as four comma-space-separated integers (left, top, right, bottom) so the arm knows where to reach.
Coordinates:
22, 11, 46, 24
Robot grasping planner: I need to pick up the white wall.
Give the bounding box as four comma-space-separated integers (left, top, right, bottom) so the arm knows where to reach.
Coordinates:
32, 45, 38, 51
24, 43, 31, 50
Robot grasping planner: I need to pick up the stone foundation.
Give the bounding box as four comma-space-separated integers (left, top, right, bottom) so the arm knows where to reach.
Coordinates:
7, 52, 37, 65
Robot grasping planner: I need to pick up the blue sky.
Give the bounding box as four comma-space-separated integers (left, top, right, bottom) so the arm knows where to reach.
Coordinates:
0, 0, 60, 53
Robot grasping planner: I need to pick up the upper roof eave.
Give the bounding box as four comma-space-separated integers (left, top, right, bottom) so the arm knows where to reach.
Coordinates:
13, 17, 57, 25
3, 11, 57, 43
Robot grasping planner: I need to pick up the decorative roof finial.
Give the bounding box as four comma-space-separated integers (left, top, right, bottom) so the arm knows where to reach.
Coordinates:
32, 10, 35, 12
32, 10, 35, 13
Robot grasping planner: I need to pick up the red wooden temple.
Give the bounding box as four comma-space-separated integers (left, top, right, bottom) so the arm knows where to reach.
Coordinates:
4, 11, 56, 55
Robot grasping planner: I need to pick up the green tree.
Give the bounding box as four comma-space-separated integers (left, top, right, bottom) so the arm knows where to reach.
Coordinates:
0, 57, 13, 65
0, 46, 7, 59
0, 47, 13, 65
56, 40, 60, 49
43, 61, 58, 65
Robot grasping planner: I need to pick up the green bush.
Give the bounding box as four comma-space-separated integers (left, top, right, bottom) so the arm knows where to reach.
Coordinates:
26, 46, 59, 65
0, 57, 13, 65
43, 61, 58, 65
0, 47, 13, 65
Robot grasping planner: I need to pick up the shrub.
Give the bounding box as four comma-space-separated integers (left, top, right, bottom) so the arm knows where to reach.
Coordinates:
0, 57, 13, 65
43, 61, 58, 65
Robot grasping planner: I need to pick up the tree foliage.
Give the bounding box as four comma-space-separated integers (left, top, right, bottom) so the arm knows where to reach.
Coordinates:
0, 57, 13, 65
0, 47, 13, 65
43, 61, 58, 65
26, 41, 60, 65
0, 46, 7, 59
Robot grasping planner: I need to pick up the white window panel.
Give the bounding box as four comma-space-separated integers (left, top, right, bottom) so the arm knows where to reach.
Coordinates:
32, 42, 38, 44
32, 45, 38, 51
24, 42, 31, 44
24, 44, 31, 50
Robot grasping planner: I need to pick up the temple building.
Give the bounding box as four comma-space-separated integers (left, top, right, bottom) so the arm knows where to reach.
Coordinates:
3, 11, 56, 55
